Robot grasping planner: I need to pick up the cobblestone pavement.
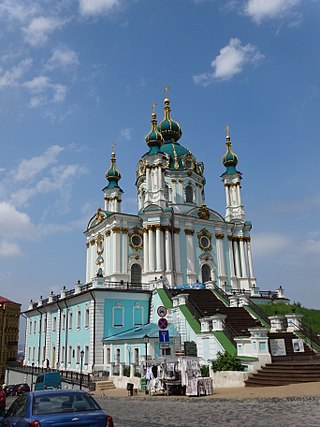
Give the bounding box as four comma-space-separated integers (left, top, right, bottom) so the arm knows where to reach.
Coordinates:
96, 395, 320, 427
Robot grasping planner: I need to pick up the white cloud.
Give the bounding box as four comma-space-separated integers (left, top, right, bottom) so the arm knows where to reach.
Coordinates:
13, 145, 64, 182
23, 76, 67, 107
120, 128, 133, 141
244, 0, 301, 24
23, 16, 65, 47
252, 232, 291, 258
79, 0, 120, 17
0, 202, 34, 240
0, 240, 22, 257
46, 46, 79, 72
0, 1, 40, 23
0, 58, 32, 88
193, 38, 264, 85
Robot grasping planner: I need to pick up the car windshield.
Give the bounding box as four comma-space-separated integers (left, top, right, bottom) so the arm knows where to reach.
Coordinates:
33, 393, 100, 415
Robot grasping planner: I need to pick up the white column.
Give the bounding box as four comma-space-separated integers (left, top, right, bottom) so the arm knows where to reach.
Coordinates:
185, 230, 195, 274
224, 184, 230, 206
233, 239, 241, 277
85, 243, 90, 283
112, 227, 120, 274
216, 234, 226, 277
146, 167, 150, 190
143, 228, 149, 273
122, 229, 128, 274
165, 228, 172, 272
227, 236, 236, 277
148, 226, 155, 272
105, 231, 111, 276
247, 238, 254, 278
237, 183, 242, 206
90, 241, 95, 280
155, 225, 163, 272
239, 237, 248, 278
174, 229, 181, 274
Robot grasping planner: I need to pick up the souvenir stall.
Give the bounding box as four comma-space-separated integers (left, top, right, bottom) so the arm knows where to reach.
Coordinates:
145, 357, 213, 397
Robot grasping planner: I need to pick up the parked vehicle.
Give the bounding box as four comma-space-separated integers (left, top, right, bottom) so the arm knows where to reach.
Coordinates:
3, 386, 15, 397
14, 383, 30, 395
34, 372, 61, 391
0, 387, 5, 416
0, 389, 114, 427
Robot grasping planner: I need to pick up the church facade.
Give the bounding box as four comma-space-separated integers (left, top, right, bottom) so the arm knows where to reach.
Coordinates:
86, 95, 256, 292
24, 95, 260, 375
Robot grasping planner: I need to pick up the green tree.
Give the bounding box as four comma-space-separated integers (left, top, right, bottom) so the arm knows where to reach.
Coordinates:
212, 352, 244, 372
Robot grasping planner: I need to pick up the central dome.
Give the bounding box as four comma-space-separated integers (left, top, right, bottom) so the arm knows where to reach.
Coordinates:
157, 98, 182, 142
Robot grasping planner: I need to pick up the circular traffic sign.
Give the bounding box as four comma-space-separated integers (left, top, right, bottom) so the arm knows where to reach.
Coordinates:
158, 317, 168, 330
157, 305, 167, 318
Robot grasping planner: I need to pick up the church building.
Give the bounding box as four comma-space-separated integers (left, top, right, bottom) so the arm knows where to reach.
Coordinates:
24, 94, 265, 376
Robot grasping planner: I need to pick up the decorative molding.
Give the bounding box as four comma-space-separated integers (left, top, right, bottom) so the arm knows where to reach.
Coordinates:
121, 227, 128, 234
90, 239, 95, 246
215, 233, 224, 240
105, 230, 111, 237
112, 227, 121, 234
184, 229, 194, 236
198, 204, 210, 220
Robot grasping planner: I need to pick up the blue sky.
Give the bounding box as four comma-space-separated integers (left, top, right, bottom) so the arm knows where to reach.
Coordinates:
0, 0, 319, 310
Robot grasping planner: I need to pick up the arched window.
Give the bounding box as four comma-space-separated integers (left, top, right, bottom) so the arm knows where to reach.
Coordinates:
201, 264, 211, 283
186, 185, 193, 203
131, 264, 142, 285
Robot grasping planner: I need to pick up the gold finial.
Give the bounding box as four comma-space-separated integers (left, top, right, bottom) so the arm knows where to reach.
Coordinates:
164, 83, 170, 97
152, 101, 157, 112
225, 124, 231, 138
111, 142, 116, 158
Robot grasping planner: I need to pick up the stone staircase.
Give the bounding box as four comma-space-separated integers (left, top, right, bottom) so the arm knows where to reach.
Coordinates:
94, 380, 117, 394
245, 359, 320, 386
168, 289, 260, 336
245, 331, 320, 386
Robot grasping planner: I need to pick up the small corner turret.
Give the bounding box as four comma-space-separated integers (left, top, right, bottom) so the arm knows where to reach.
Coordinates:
221, 126, 245, 222
103, 144, 123, 213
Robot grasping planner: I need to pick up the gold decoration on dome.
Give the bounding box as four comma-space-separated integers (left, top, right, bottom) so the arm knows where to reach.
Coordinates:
96, 207, 103, 223
96, 233, 104, 255
172, 143, 179, 169
198, 204, 210, 220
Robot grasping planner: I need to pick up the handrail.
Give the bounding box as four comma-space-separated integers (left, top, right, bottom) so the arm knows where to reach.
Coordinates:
212, 284, 230, 306
244, 298, 271, 327
295, 323, 320, 351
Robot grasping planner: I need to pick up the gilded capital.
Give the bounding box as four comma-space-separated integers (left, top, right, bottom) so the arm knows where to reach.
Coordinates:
185, 228, 194, 236
215, 233, 224, 239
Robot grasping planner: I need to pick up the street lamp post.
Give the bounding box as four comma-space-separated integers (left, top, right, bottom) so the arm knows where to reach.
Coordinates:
31, 362, 35, 391
143, 334, 149, 395
79, 350, 84, 390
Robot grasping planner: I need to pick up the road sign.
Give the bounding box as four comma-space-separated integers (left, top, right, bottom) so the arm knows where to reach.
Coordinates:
159, 330, 170, 343
157, 305, 167, 318
158, 317, 168, 330
160, 342, 170, 349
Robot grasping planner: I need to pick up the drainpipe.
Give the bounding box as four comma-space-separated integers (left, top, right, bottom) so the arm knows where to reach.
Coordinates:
64, 299, 69, 368
56, 301, 62, 369
89, 290, 96, 372
171, 208, 177, 285
35, 309, 43, 367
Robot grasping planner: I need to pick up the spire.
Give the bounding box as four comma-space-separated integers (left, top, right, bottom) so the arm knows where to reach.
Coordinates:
145, 103, 164, 153
105, 144, 122, 189
157, 85, 182, 142
222, 125, 239, 175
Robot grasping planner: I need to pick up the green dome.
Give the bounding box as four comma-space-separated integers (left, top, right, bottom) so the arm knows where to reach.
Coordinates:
145, 112, 164, 152
222, 135, 239, 175
157, 98, 182, 142
160, 141, 188, 170
105, 151, 121, 189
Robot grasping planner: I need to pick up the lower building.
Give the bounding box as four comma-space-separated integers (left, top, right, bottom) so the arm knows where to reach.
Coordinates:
0, 296, 21, 383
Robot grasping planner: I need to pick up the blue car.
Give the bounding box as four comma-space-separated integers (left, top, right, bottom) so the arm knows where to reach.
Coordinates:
0, 389, 114, 427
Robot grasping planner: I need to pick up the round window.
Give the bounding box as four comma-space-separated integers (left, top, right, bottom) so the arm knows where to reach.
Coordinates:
200, 236, 210, 249
131, 234, 142, 247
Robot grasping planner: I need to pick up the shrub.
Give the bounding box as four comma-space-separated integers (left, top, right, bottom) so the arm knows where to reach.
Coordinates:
212, 352, 244, 372
200, 365, 209, 377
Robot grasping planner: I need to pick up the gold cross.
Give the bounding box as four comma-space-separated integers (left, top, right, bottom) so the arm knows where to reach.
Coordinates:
112, 142, 116, 152
164, 83, 170, 97
152, 101, 157, 112
225, 124, 231, 138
